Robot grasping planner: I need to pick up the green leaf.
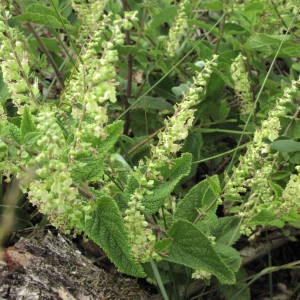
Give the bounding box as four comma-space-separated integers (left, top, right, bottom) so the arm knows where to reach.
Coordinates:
249, 209, 285, 228
174, 175, 220, 222
195, 211, 219, 236
154, 238, 172, 254
30, 37, 60, 52
71, 154, 104, 183
287, 119, 300, 139
283, 210, 300, 228
271, 139, 300, 153
98, 120, 124, 152
172, 83, 190, 97
20, 106, 36, 142
0, 72, 10, 103
292, 63, 300, 72
50, 0, 59, 9
182, 129, 203, 177
245, 33, 289, 57
147, 7, 177, 32
72, 121, 123, 182
219, 268, 251, 300
0, 141, 8, 159
224, 23, 247, 35
211, 216, 241, 245
14, 4, 72, 30
84, 194, 145, 277
1, 122, 21, 144
128, 96, 174, 113
215, 243, 241, 272
202, 0, 223, 10
166, 219, 236, 284
142, 153, 192, 214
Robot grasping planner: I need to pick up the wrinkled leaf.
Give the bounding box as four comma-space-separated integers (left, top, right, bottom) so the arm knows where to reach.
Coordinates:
215, 243, 241, 272
212, 216, 241, 245
166, 219, 236, 284
142, 153, 192, 214
174, 175, 220, 221
249, 209, 285, 228
1, 122, 21, 144
71, 154, 104, 183
84, 194, 145, 277
219, 268, 250, 300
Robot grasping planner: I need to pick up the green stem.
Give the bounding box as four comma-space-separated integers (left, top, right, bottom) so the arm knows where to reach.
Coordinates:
192, 142, 250, 164
150, 260, 169, 300
25, 22, 65, 88
226, 14, 297, 174
117, 13, 226, 120
49, 0, 82, 63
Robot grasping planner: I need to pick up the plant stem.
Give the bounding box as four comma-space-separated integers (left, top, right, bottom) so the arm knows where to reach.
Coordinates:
192, 142, 250, 164
150, 260, 169, 300
226, 14, 297, 174
25, 22, 65, 88
126, 126, 166, 156
117, 13, 226, 120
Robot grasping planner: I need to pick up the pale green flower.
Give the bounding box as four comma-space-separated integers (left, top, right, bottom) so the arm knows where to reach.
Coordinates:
0, 10, 38, 113
63, 12, 136, 155
224, 78, 300, 234
231, 53, 253, 115
71, 0, 109, 41
166, 0, 188, 56
124, 55, 218, 262
192, 269, 212, 280
150, 55, 218, 168
281, 166, 300, 214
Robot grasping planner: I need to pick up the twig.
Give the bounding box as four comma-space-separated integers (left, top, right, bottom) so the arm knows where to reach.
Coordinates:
2, 15, 37, 101
25, 22, 65, 88
126, 126, 165, 156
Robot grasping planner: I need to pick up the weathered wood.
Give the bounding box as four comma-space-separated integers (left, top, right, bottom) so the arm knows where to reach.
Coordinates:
0, 231, 160, 299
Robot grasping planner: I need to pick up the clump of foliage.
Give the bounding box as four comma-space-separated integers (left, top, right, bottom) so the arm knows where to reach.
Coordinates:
0, 0, 299, 299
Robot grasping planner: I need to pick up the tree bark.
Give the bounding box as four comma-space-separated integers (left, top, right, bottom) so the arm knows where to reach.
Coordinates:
0, 231, 160, 300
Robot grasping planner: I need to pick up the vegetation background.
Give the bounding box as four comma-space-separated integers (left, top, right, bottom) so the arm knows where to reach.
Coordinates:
0, 0, 299, 299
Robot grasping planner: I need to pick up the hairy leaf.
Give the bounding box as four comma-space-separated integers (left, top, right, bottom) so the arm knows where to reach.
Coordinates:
98, 120, 124, 152
249, 209, 285, 228
71, 154, 104, 183
1, 122, 21, 144
166, 219, 236, 284
142, 153, 192, 214
128, 96, 174, 112
215, 243, 241, 272
72, 121, 124, 182
212, 216, 241, 245
174, 175, 220, 222
84, 194, 145, 277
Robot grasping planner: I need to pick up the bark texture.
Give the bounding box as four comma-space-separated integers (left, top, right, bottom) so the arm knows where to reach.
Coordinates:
0, 231, 160, 300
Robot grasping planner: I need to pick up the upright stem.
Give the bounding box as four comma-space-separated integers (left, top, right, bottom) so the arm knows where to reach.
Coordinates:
121, 0, 133, 135
150, 260, 169, 300
26, 22, 65, 88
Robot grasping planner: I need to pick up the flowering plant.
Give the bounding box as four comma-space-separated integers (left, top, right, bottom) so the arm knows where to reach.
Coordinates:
1, 1, 299, 299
